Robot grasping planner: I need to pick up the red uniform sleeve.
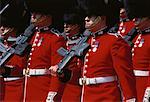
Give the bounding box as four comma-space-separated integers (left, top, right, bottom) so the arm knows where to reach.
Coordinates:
49, 35, 66, 92
6, 54, 27, 76
50, 35, 65, 66
148, 40, 150, 86
111, 37, 137, 100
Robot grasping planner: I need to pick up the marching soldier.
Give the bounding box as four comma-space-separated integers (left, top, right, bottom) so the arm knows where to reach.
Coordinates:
49, 2, 85, 101
0, 0, 30, 101
124, 0, 150, 101
78, 0, 136, 101
61, 8, 85, 102
23, 0, 66, 102
118, 7, 135, 36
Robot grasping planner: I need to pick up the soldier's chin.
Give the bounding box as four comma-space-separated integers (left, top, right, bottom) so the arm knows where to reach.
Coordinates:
65, 33, 69, 36
85, 25, 90, 29
64, 30, 70, 35
30, 19, 37, 23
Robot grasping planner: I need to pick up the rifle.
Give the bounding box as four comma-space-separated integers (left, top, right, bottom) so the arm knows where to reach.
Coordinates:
0, 24, 35, 66
50, 28, 67, 40
122, 27, 138, 46
57, 30, 92, 75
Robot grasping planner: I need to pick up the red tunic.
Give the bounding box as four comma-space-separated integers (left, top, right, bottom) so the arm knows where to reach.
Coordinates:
61, 38, 82, 102
23, 30, 65, 102
1, 31, 27, 102
81, 33, 136, 102
118, 19, 135, 36
3, 54, 26, 102
132, 33, 150, 102
148, 77, 150, 86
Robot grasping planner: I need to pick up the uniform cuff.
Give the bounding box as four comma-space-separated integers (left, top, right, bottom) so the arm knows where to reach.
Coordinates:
125, 98, 136, 102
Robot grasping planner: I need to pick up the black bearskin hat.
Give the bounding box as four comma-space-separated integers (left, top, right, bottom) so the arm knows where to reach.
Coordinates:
124, 0, 150, 19
0, 0, 30, 28
25, 0, 70, 32
63, 1, 86, 34
64, 2, 85, 25
118, 0, 124, 8
78, 0, 120, 28
25, 0, 66, 15
64, 12, 84, 25
0, 0, 30, 34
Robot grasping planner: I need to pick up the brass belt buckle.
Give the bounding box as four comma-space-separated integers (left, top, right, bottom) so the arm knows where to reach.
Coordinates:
82, 77, 87, 85
25, 68, 30, 76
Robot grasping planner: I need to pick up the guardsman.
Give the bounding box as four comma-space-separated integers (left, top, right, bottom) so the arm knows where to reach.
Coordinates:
118, 7, 135, 36
78, 0, 136, 101
23, 0, 66, 102
0, 0, 30, 101
49, 2, 85, 101
61, 8, 85, 102
124, 0, 150, 101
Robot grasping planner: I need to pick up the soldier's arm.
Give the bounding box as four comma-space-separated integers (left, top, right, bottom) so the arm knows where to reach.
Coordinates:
111, 37, 137, 101
47, 34, 66, 102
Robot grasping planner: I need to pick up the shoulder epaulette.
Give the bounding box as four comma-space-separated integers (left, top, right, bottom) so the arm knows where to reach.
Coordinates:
108, 32, 120, 38
142, 27, 150, 34
108, 24, 119, 34
122, 27, 138, 46
50, 28, 63, 37
107, 25, 120, 38
120, 18, 130, 22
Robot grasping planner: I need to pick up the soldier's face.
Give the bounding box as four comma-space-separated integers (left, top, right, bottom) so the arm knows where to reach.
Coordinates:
64, 23, 80, 36
0, 26, 12, 36
120, 8, 127, 19
64, 23, 72, 34
31, 13, 42, 23
85, 16, 97, 29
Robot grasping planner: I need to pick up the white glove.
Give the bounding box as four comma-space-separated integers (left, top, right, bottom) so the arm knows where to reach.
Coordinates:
126, 98, 136, 102
46, 91, 57, 102
49, 65, 58, 76
143, 87, 150, 102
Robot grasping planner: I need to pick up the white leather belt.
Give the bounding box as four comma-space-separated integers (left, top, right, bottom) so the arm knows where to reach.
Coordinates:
23, 68, 50, 76
79, 76, 117, 85
4, 77, 21, 81
133, 70, 150, 76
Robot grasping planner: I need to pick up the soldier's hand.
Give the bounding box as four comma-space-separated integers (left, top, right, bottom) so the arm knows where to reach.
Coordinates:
49, 65, 58, 76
